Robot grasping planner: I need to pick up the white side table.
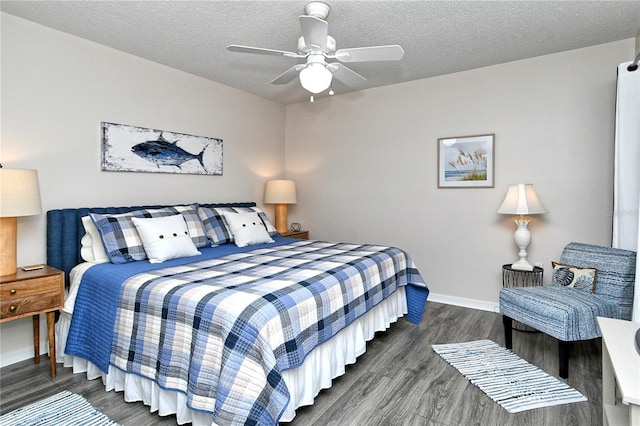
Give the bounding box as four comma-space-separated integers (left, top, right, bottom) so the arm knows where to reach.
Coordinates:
597, 316, 640, 426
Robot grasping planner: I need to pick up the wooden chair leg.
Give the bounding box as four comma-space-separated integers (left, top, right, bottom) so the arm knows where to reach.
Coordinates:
503, 315, 513, 349
558, 340, 571, 379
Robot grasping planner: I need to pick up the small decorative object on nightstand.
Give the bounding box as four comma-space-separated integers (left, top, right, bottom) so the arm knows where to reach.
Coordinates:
0, 266, 64, 378
280, 229, 309, 240
502, 264, 543, 331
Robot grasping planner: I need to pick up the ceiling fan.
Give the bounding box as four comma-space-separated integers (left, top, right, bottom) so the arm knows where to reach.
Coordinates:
227, 1, 404, 98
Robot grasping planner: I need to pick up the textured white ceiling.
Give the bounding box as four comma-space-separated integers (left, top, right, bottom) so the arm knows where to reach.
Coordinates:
2, 1, 639, 104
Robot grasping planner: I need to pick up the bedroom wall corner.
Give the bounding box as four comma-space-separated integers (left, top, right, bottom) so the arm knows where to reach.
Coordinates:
0, 12, 286, 367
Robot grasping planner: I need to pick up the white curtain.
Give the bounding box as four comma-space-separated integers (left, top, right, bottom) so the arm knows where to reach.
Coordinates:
612, 60, 640, 321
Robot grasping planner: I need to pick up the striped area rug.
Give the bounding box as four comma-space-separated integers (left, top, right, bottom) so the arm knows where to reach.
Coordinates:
0, 390, 120, 425
432, 339, 587, 413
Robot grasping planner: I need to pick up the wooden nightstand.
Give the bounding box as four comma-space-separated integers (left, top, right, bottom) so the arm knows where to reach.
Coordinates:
0, 266, 64, 378
280, 230, 309, 239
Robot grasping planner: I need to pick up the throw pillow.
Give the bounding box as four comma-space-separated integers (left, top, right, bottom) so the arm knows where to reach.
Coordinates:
198, 206, 278, 246
214, 206, 278, 236
90, 211, 148, 263
222, 211, 275, 248
551, 261, 598, 293
90, 204, 206, 264
80, 215, 109, 263
197, 206, 233, 246
131, 214, 201, 263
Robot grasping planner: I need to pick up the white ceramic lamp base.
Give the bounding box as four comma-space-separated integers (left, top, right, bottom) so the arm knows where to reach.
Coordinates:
511, 218, 534, 271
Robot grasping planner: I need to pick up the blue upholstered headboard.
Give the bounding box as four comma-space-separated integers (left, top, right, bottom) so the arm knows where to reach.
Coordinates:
46, 202, 256, 286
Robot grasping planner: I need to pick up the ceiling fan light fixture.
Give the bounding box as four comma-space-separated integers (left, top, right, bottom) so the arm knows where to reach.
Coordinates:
299, 63, 332, 94
228, 1, 404, 99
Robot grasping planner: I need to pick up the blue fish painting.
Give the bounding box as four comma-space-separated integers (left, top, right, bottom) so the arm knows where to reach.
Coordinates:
131, 134, 206, 170
101, 122, 223, 175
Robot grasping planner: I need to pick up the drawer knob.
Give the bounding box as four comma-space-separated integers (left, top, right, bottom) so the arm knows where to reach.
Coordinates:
10, 289, 16, 295
9, 305, 17, 312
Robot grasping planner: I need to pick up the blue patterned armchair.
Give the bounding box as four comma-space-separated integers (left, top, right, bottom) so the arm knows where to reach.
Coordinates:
499, 242, 636, 378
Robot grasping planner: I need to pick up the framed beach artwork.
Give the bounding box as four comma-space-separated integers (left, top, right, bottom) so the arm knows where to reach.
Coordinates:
101, 122, 223, 175
438, 134, 494, 188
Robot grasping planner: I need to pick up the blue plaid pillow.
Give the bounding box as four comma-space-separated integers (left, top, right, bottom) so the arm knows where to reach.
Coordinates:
198, 206, 232, 245
90, 211, 146, 264
91, 204, 207, 264
198, 206, 277, 246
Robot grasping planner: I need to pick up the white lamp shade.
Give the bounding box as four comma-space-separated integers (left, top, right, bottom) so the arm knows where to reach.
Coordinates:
299, 63, 332, 94
497, 184, 547, 215
264, 180, 297, 204
0, 168, 42, 217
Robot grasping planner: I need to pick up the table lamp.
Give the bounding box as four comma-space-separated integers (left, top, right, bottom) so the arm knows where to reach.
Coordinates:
0, 167, 42, 275
264, 180, 297, 234
497, 183, 547, 271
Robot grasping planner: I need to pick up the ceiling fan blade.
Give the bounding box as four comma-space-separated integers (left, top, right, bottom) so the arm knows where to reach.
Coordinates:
329, 63, 367, 87
271, 64, 307, 85
299, 15, 328, 51
227, 44, 301, 58
333, 45, 405, 62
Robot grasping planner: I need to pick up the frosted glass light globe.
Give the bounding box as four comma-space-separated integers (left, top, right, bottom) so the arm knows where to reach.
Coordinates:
299, 63, 332, 94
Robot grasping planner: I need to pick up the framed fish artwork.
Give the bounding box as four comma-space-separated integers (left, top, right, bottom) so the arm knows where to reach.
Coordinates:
101, 122, 223, 175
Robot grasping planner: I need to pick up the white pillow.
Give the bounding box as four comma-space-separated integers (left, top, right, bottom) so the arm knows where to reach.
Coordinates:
222, 211, 275, 248
80, 233, 95, 262
131, 214, 201, 263
80, 215, 109, 263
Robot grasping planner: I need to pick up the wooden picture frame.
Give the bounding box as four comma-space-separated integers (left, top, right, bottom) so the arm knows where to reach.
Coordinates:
438, 134, 495, 188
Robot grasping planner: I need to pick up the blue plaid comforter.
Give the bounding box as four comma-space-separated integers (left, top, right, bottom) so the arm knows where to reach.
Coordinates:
70, 240, 428, 425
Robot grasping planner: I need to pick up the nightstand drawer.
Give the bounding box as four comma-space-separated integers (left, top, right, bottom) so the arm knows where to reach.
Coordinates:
0, 271, 64, 321
1, 291, 62, 319
1, 275, 62, 300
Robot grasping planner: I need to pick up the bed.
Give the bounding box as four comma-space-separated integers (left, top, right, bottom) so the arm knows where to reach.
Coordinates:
47, 202, 429, 425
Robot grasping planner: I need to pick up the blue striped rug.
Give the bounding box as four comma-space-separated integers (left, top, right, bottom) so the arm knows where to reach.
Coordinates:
432, 339, 587, 413
0, 390, 120, 425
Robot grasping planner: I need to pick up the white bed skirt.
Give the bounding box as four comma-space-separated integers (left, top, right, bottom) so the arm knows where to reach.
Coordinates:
55, 287, 407, 425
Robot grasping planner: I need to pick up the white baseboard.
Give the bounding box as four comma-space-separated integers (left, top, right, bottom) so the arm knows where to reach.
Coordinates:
0, 347, 47, 368
428, 292, 500, 313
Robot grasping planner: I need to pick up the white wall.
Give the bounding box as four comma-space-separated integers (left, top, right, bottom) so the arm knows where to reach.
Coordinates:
0, 13, 286, 366
285, 39, 635, 310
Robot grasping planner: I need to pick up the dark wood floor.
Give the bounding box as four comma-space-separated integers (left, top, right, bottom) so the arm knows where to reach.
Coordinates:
0, 302, 602, 425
